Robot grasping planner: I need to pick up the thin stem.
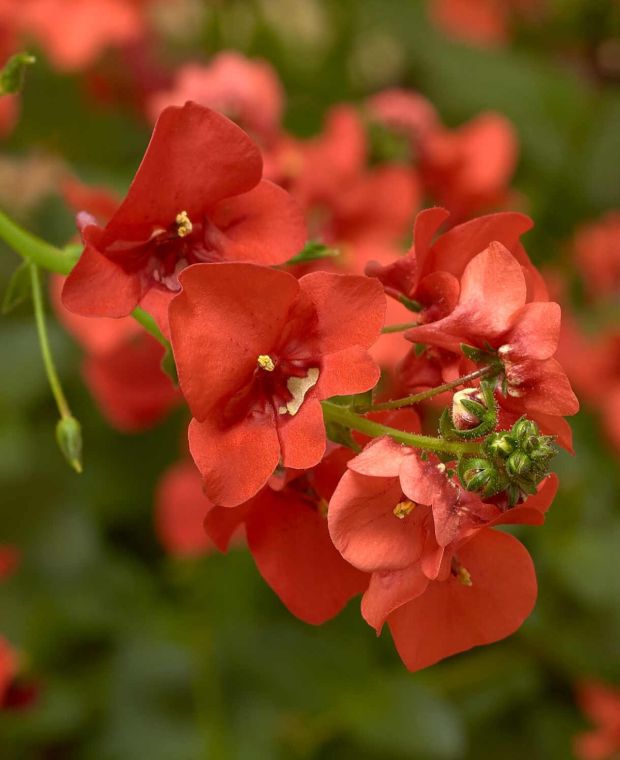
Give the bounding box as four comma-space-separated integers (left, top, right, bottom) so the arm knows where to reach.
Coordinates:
321, 401, 481, 457
0, 210, 173, 351
29, 263, 72, 419
132, 306, 170, 349
359, 365, 497, 412
0, 210, 76, 274
381, 321, 419, 334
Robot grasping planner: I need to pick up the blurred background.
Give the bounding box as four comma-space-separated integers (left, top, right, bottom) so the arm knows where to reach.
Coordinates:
1, 0, 620, 757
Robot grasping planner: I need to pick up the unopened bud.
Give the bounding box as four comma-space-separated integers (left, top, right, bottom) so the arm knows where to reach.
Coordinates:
511, 418, 539, 444
458, 457, 503, 497
485, 432, 515, 458
55, 416, 83, 474
452, 388, 486, 431
506, 450, 532, 478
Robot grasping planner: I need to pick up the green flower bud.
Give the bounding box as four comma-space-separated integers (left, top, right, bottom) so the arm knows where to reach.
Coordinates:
506, 450, 532, 478
458, 457, 504, 497
485, 432, 516, 458
56, 416, 82, 474
511, 418, 540, 444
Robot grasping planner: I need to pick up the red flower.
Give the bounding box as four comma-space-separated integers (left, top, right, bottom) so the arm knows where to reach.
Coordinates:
419, 113, 518, 221
575, 681, 620, 760
406, 243, 578, 418
366, 88, 439, 142
573, 212, 620, 302
0, 546, 19, 579
266, 105, 419, 249
366, 206, 546, 324
205, 448, 367, 624
328, 436, 556, 669
9, 0, 147, 71
387, 528, 537, 672
0, 637, 17, 706
62, 102, 306, 330
148, 53, 284, 144
154, 461, 217, 557
169, 263, 385, 506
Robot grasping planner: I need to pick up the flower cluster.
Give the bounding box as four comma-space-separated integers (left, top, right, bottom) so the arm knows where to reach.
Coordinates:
51, 90, 580, 672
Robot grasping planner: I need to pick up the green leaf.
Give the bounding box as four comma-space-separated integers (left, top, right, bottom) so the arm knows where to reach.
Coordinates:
0, 52, 36, 96
328, 389, 373, 410
2, 261, 31, 314
286, 240, 340, 265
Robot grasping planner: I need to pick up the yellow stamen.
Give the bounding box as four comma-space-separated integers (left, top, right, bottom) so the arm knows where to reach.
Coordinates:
257, 354, 275, 372
456, 565, 472, 587
393, 500, 416, 519
175, 210, 193, 238
318, 498, 329, 517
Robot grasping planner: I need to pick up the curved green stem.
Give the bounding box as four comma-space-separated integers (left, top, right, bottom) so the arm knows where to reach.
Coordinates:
29, 263, 72, 418
0, 210, 77, 274
381, 321, 419, 334
321, 401, 481, 457
359, 366, 497, 413
0, 210, 171, 351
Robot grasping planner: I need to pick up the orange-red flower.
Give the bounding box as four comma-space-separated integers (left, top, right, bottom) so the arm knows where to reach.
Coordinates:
205, 448, 368, 624
62, 103, 306, 332
169, 263, 385, 506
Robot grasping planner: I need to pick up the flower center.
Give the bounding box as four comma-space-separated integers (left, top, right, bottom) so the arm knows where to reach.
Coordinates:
393, 499, 416, 519
175, 210, 193, 238
257, 354, 275, 372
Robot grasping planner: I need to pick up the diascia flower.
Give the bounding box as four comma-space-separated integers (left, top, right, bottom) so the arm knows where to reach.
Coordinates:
366, 207, 546, 325
405, 242, 579, 419
204, 447, 368, 624
169, 263, 386, 506
62, 102, 306, 329
148, 52, 284, 145
2, 0, 149, 71
328, 436, 558, 671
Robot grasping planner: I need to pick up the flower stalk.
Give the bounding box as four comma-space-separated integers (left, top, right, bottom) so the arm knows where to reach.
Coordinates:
321, 400, 481, 457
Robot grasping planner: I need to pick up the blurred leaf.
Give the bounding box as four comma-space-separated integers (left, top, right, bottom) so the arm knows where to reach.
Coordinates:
0, 52, 36, 96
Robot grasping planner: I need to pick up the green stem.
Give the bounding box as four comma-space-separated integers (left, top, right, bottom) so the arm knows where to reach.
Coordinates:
321, 401, 481, 457
359, 366, 497, 412
0, 210, 172, 351
381, 321, 419, 334
29, 263, 72, 419
132, 306, 169, 349
0, 210, 76, 274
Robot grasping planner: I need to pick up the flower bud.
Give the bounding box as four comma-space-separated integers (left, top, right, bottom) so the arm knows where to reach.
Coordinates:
451, 388, 486, 431
56, 416, 83, 474
458, 457, 503, 497
485, 432, 515, 458
511, 418, 540, 444
506, 450, 532, 478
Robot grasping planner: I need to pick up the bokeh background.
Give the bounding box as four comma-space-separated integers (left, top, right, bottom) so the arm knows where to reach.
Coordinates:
1, 0, 620, 757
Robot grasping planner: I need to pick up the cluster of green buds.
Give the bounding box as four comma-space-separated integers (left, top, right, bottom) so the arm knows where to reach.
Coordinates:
457, 417, 556, 506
